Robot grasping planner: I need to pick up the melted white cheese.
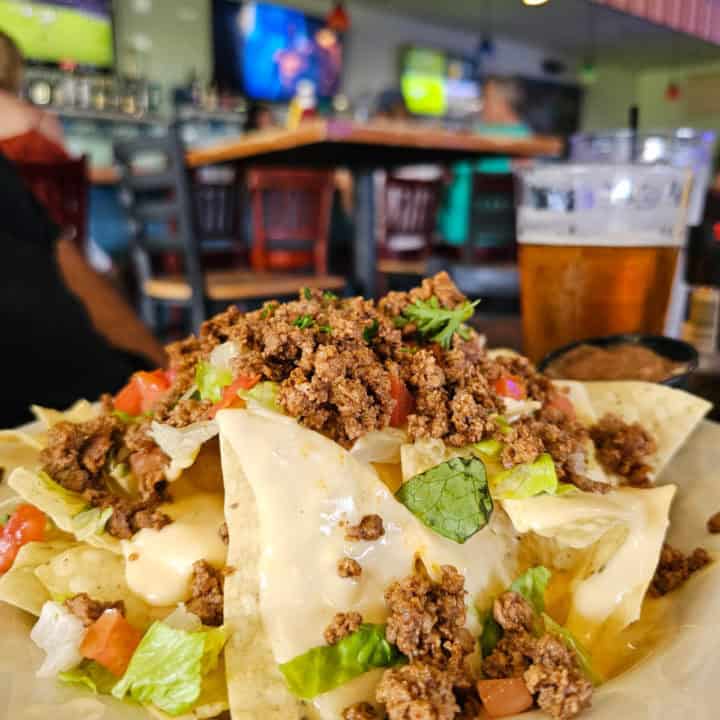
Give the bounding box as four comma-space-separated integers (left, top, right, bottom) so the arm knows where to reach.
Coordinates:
502, 484, 675, 645
218, 410, 519, 719
122, 492, 227, 606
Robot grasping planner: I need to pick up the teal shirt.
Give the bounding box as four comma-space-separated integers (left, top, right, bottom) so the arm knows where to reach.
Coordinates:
438, 123, 530, 246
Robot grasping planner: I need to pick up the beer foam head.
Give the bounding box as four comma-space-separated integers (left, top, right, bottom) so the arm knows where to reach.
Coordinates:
516, 164, 691, 248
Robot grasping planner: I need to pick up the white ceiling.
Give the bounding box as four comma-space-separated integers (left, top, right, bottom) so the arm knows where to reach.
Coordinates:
357, 0, 720, 68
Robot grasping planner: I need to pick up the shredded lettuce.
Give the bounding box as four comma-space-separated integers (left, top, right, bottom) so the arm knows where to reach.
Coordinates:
396, 457, 493, 544
510, 566, 552, 614
479, 566, 551, 658
279, 624, 403, 699
502, 397, 542, 422
149, 421, 218, 480
8, 469, 87, 533
195, 362, 232, 404
30, 601, 86, 678
238, 381, 282, 414
473, 438, 503, 459
351, 427, 408, 464
542, 613, 601, 685
8, 469, 121, 554
59, 660, 118, 694
71, 507, 113, 542
112, 621, 227, 716
491, 454, 558, 500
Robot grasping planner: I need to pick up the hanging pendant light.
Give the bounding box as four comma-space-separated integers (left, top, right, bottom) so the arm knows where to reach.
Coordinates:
326, 2, 350, 33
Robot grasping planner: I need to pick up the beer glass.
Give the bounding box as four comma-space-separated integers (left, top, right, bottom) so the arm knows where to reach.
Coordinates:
516, 164, 691, 361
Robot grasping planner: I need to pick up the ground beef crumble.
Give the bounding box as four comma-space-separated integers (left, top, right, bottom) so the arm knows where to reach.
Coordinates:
64, 593, 125, 626
324, 611, 363, 645
345, 514, 385, 542
342, 702, 378, 720
40, 416, 123, 493
708, 512, 720, 534
186, 560, 224, 626
337, 557, 362, 579
649, 543, 711, 597
375, 564, 475, 720
481, 592, 592, 720
590, 413, 658, 487
524, 635, 593, 720
377, 663, 459, 720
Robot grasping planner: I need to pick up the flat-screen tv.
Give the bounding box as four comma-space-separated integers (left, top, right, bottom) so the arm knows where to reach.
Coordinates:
400, 45, 479, 117
212, 0, 343, 102
0, 0, 114, 71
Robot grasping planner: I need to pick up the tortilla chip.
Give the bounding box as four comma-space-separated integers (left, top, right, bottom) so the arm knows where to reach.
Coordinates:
0, 429, 45, 485
217, 408, 518, 719
219, 432, 305, 720
581, 382, 711, 481
31, 400, 98, 429
0, 540, 76, 616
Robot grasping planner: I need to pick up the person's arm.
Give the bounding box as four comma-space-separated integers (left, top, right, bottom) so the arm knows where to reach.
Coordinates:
55, 236, 167, 368
35, 109, 66, 147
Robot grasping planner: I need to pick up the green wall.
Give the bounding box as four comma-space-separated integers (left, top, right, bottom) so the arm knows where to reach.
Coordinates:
583, 59, 720, 136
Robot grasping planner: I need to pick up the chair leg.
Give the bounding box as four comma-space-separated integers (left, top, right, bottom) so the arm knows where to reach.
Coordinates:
140, 293, 157, 332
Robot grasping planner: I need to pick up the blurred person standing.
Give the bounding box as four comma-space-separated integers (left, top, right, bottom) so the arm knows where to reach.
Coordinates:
0, 30, 68, 162
438, 76, 531, 248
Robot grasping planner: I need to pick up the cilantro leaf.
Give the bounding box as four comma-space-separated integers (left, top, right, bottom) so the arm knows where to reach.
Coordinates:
400, 297, 480, 349
323, 290, 338, 300
293, 315, 315, 329
396, 457, 493, 543
362, 319, 379, 343
260, 302, 277, 319
302, 287, 313, 300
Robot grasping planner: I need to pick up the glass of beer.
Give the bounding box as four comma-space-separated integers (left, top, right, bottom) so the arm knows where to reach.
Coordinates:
516, 164, 691, 362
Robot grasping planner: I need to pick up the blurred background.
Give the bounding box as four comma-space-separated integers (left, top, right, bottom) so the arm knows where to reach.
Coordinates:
2, 0, 720, 418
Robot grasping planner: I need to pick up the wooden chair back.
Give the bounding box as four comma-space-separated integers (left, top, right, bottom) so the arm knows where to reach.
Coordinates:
247, 167, 334, 273
465, 172, 517, 263
114, 123, 208, 331
16, 155, 88, 247
379, 174, 443, 260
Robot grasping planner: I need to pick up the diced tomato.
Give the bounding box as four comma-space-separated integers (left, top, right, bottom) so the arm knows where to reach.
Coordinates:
0, 504, 46, 574
477, 678, 534, 717
81, 610, 144, 677
113, 369, 171, 416
208, 374, 261, 419
389, 374, 414, 428
547, 391, 576, 421
133, 370, 172, 413
113, 379, 143, 416
493, 374, 527, 401
164, 368, 178, 386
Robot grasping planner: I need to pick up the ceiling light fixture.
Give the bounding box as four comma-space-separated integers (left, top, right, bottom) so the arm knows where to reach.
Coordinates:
523, 0, 549, 6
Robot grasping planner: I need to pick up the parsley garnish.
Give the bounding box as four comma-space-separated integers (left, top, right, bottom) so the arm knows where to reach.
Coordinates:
400, 297, 480, 349
319, 324, 333, 334
323, 290, 338, 301
302, 287, 313, 300
261, 302, 277, 319
293, 314, 315, 329
362, 319, 379, 343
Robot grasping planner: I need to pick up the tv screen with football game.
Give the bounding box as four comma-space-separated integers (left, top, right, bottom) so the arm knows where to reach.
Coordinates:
0, 0, 114, 70
212, 0, 343, 102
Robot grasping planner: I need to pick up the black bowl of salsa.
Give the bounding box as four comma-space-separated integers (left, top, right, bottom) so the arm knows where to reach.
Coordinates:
538, 334, 699, 389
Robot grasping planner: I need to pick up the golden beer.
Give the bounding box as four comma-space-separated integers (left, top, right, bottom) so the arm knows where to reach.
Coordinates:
516, 165, 690, 362
519, 244, 680, 362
